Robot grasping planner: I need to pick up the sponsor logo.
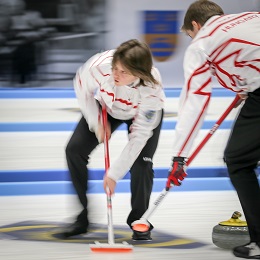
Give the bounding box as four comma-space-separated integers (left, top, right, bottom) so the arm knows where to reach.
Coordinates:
143, 157, 152, 162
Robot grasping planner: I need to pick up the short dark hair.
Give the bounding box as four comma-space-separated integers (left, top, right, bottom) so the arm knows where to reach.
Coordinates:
182, 0, 224, 31
112, 39, 158, 86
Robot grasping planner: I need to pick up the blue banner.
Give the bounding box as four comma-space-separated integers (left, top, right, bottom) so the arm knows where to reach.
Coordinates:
143, 10, 180, 61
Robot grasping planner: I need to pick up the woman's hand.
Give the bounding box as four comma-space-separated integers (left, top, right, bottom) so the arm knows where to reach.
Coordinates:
103, 176, 116, 195
96, 120, 111, 143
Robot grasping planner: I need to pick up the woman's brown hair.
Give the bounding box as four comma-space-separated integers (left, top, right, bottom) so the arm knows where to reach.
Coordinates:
112, 39, 159, 86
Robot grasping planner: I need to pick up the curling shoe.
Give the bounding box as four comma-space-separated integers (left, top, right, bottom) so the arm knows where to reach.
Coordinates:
62, 222, 88, 238
132, 230, 152, 241
233, 242, 260, 259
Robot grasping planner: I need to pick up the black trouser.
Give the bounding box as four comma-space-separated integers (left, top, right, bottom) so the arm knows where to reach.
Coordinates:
65, 110, 164, 229
224, 88, 260, 243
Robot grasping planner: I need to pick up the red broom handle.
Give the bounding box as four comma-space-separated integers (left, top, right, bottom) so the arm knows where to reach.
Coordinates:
187, 94, 240, 166
102, 106, 110, 172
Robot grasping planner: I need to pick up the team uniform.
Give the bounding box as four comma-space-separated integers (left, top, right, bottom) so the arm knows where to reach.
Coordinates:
66, 50, 165, 231
173, 12, 260, 247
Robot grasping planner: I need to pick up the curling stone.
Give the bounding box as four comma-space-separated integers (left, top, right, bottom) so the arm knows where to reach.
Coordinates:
212, 211, 250, 249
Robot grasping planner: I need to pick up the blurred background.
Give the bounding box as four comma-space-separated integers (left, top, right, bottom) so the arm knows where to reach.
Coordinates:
0, 4, 259, 257
0, 0, 259, 88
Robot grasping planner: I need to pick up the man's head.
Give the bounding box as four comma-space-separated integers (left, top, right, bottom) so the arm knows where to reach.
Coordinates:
181, 0, 224, 38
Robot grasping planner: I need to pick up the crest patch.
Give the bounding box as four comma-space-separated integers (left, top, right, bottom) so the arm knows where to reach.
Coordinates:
145, 110, 156, 121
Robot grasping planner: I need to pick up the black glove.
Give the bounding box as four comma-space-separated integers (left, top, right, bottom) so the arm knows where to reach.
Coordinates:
166, 157, 187, 190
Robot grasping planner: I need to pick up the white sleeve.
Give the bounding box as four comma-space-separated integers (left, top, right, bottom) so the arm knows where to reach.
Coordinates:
172, 45, 213, 158
107, 109, 162, 182
107, 83, 165, 181
73, 54, 102, 134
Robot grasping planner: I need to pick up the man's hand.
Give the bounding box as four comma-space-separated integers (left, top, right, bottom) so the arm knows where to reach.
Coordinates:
166, 157, 187, 190
103, 175, 116, 195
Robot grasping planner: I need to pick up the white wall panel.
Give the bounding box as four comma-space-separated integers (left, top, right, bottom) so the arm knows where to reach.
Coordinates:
105, 0, 259, 88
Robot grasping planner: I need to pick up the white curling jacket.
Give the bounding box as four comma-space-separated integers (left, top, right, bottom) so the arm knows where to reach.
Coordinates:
173, 12, 260, 158
74, 50, 165, 181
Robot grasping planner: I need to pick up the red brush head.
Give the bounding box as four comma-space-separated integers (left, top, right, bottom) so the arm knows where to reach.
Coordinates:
90, 248, 133, 253
132, 223, 150, 232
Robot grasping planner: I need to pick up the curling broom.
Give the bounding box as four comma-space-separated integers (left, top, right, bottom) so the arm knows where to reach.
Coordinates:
89, 107, 133, 252
132, 94, 241, 232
